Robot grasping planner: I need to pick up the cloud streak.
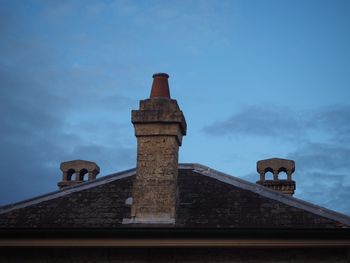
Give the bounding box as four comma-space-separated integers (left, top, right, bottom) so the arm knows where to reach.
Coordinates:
203, 106, 304, 140
0, 3, 137, 205
203, 105, 350, 142
205, 105, 350, 214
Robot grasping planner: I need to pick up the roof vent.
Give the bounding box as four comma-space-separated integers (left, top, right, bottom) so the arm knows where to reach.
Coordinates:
58, 160, 100, 189
256, 158, 296, 196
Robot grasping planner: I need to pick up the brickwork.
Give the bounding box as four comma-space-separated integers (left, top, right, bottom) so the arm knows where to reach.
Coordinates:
58, 160, 100, 189
0, 177, 132, 228
131, 136, 179, 220
0, 168, 344, 228
129, 76, 187, 224
0, 73, 349, 261
176, 169, 340, 228
256, 158, 296, 196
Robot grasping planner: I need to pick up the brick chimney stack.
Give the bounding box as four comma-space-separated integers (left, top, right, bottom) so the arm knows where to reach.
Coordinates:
127, 73, 187, 224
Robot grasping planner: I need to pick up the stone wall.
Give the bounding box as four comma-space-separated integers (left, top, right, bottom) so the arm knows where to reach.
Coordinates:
131, 135, 179, 221
130, 96, 186, 223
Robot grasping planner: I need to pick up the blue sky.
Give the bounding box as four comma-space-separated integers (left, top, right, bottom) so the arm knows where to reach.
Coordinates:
1, 0, 350, 215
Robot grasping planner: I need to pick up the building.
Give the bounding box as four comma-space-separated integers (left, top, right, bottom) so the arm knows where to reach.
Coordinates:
0, 73, 349, 262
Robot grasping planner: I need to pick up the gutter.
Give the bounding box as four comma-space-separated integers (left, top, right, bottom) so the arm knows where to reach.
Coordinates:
1, 228, 349, 248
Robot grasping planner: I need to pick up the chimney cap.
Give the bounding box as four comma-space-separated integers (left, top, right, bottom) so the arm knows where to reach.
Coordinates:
150, 73, 171, 99
152, 73, 169, 78
257, 158, 295, 174
256, 157, 296, 196
58, 160, 100, 190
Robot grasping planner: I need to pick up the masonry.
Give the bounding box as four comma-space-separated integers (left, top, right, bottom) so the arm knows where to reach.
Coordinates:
126, 73, 186, 224
0, 73, 349, 262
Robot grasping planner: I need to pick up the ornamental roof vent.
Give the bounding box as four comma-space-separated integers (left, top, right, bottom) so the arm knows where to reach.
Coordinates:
256, 158, 296, 196
58, 160, 100, 190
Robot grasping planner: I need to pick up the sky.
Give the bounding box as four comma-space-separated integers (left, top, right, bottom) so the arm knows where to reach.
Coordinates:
1, 0, 350, 215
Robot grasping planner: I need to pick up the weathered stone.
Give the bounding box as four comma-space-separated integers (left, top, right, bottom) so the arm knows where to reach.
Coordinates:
0, 167, 345, 228
58, 160, 100, 190
127, 74, 187, 224
256, 158, 296, 196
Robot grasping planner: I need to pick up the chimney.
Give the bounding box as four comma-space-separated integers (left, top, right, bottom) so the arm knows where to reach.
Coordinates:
127, 73, 187, 224
58, 160, 100, 189
256, 158, 296, 196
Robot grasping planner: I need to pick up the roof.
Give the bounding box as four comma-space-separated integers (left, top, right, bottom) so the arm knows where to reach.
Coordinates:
0, 163, 349, 229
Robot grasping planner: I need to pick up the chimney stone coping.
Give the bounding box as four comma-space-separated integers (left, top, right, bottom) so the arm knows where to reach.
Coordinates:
60, 160, 100, 173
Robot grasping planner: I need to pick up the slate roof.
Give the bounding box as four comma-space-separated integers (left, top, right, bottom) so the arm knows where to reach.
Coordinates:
0, 163, 349, 229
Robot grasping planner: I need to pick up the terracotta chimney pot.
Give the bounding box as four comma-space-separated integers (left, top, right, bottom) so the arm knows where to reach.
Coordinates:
150, 73, 170, 98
